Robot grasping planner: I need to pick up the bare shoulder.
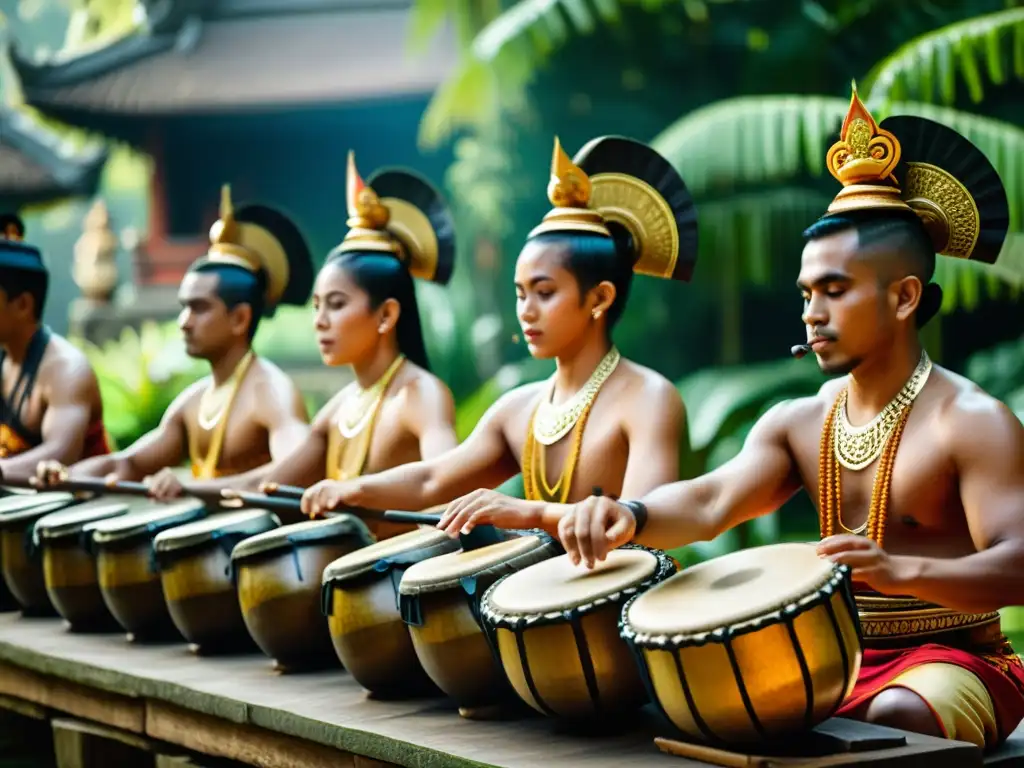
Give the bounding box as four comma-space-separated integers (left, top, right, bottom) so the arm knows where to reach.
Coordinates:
39, 335, 99, 397
614, 358, 683, 415
250, 357, 301, 398
393, 362, 455, 411
932, 367, 1023, 457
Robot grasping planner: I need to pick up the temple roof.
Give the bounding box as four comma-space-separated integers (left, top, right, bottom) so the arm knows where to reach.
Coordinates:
0, 106, 108, 208
11, 0, 457, 120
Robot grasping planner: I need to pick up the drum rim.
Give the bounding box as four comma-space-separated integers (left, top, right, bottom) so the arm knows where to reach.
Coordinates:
90, 500, 208, 546
397, 530, 559, 596
152, 509, 281, 553
0, 495, 79, 527
321, 527, 459, 586
619, 563, 853, 650
480, 544, 678, 629
34, 501, 132, 542
230, 513, 375, 563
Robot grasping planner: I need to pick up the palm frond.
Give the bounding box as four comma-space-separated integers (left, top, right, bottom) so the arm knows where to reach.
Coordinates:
864, 8, 1024, 112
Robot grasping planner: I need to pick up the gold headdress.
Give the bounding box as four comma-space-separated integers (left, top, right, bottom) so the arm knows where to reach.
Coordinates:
824, 83, 1009, 263
529, 136, 699, 282
204, 185, 314, 310
333, 151, 455, 285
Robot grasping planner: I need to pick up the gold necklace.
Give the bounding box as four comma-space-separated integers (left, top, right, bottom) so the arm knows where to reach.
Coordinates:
198, 350, 255, 431
532, 346, 620, 446
336, 354, 405, 439
834, 351, 931, 471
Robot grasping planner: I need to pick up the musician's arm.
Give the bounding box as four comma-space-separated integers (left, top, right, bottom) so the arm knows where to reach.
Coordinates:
401, 376, 459, 459
619, 377, 684, 498
625, 400, 802, 550
248, 399, 335, 491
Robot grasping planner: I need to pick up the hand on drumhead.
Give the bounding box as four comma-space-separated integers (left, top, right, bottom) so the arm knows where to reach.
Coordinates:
145, 468, 184, 502
817, 535, 910, 593
300, 480, 356, 520
437, 490, 538, 538
559, 496, 635, 569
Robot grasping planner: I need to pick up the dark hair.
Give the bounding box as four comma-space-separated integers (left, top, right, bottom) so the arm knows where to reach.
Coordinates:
188, 261, 267, 342
0, 268, 48, 320
803, 210, 942, 327
1, 213, 26, 239
323, 250, 431, 372
527, 227, 636, 334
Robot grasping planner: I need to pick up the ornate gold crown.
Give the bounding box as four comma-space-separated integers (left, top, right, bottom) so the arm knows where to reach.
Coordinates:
823, 83, 985, 260
529, 137, 611, 239
334, 151, 443, 282
206, 184, 291, 306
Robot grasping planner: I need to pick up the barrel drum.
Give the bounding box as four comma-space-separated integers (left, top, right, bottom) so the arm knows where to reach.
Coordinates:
620, 543, 863, 745
153, 509, 280, 654
89, 499, 208, 641
0, 493, 79, 614
321, 526, 462, 697
398, 532, 561, 716
231, 515, 375, 672
481, 545, 677, 721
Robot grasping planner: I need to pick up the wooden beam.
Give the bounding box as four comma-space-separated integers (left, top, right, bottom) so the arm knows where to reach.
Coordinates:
52, 717, 156, 768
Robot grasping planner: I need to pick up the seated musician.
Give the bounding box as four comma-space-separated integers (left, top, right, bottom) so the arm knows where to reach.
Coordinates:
0, 215, 110, 481
246, 153, 460, 536
300, 136, 697, 527
548, 87, 1024, 750
36, 187, 312, 499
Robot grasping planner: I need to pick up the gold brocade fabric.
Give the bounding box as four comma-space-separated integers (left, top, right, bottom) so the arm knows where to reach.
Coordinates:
855, 592, 1003, 649
0, 424, 31, 458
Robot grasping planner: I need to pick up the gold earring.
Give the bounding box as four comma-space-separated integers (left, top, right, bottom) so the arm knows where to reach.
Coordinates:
592, 309, 602, 320
378, 324, 387, 334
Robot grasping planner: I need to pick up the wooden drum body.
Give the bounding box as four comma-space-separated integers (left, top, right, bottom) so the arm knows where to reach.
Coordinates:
398, 533, 560, 713
34, 498, 135, 631
153, 509, 280, 653
89, 500, 208, 641
231, 515, 375, 672
620, 543, 862, 745
0, 493, 78, 614
481, 545, 677, 721
321, 527, 462, 698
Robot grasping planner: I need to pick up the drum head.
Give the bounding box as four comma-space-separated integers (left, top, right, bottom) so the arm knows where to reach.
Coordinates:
0, 492, 77, 526
34, 498, 135, 542
231, 514, 374, 563
153, 509, 280, 553
485, 547, 663, 620
90, 500, 207, 546
399, 534, 555, 596
322, 527, 457, 585
625, 543, 836, 640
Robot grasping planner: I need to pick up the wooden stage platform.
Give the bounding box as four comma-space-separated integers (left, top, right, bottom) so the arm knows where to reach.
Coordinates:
0, 612, 1021, 767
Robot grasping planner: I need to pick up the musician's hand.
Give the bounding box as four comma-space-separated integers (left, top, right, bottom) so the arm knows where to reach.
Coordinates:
301, 480, 358, 519
145, 468, 184, 502
558, 495, 636, 569
437, 490, 540, 538
817, 535, 912, 594
34, 460, 69, 488
258, 481, 279, 495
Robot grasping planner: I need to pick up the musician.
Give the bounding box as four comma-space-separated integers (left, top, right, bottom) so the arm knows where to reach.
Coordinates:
247, 153, 459, 537
0, 217, 110, 481
549, 87, 1024, 750
300, 136, 698, 526
36, 187, 313, 500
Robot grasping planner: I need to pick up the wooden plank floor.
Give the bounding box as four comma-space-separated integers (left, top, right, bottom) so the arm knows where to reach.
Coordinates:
0, 613, 986, 768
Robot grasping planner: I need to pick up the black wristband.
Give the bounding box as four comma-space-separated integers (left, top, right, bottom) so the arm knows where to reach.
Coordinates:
619, 500, 648, 538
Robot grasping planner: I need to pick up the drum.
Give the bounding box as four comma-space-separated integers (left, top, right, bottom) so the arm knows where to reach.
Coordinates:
153, 509, 279, 653
321, 526, 462, 697
231, 515, 375, 672
480, 545, 677, 721
33, 497, 138, 631
398, 532, 561, 715
620, 543, 862, 744
0, 492, 78, 614
89, 499, 208, 641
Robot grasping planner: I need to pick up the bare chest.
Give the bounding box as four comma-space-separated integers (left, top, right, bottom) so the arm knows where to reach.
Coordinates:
504, 393, 628, 502
791, 412, 970, 556
185, 389, 270, 473
342, 397, 420, 475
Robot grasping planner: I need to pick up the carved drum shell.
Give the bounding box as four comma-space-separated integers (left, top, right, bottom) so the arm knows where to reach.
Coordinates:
153, 509, 280, 653
620, 543, 863, 745
321, 526, 462, 697
232, 515, 375, 671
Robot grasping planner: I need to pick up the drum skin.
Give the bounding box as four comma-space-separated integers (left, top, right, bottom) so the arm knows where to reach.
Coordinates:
481, 545, 677, 721
0, 494, 77, 614
620, 543, 863, 745
154, 510, 280, 653
92, 501, 207, 641
232, 516, 375, 672
398, 532, 561, 712
321, 527, 461, 697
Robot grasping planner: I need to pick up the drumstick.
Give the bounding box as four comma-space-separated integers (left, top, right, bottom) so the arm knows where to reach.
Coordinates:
259, 483, 305, 500
231, 491, 392, 522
